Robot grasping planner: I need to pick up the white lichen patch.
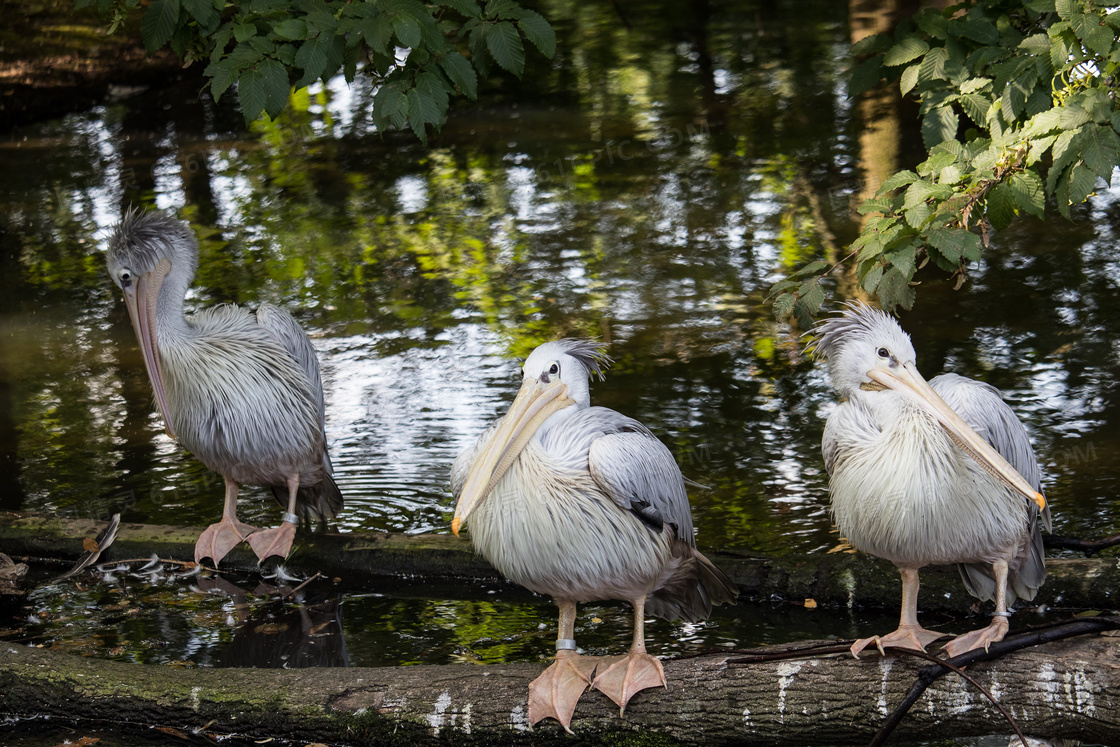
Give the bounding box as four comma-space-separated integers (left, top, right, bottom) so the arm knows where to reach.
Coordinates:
510, 704, 531, 732
190, 686, 201, 712
426, 691, 452, 733
1031, 660, 1098, 715
775, 661, 802, 721
742, 705, 752, 726
876, 658, 894, 717
928, 674, 976, 717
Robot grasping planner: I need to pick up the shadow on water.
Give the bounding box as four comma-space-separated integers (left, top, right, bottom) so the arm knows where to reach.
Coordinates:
0, 3, 1119, 739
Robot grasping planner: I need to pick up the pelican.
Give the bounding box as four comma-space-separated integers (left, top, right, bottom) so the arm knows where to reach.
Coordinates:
451, 339, 738, 732
810, 302, 1050, 658
105, 210, 342, 565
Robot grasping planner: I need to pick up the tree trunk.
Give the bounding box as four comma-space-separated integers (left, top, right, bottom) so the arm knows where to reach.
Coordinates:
2, 512, 1119, 614
1, 631, 1118, 745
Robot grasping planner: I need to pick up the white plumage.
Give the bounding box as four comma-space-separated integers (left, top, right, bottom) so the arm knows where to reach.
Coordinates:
451, 339, 736, 730
812, 302, 1049, 657
106, 210, 341, 565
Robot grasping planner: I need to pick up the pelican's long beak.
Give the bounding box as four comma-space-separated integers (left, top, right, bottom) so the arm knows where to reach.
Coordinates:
867, 362, 1046, 511
452, 377, 575, 535
121, 258, 176, 438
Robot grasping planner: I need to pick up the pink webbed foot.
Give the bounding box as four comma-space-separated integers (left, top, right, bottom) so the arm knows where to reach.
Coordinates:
591, 650, 666, 714
528, 649, 598, 733
195, 518, 258, 565
942, 615, 1009, 658
246, 520, 297, 563
850, 624, 949, 658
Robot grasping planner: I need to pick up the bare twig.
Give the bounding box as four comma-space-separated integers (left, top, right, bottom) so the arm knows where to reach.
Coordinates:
1045, 532, 1120, 556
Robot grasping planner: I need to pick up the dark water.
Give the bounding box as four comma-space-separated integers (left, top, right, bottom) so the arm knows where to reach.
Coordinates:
1, 0, 1119, 675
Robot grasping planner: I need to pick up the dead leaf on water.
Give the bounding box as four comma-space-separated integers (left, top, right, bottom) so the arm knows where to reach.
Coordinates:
803, 598, 817, 609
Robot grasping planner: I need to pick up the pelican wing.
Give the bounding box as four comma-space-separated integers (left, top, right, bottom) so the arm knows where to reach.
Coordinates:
256, 303, 325, 422
582, 415, 696, 546
931, 372, 1050, 604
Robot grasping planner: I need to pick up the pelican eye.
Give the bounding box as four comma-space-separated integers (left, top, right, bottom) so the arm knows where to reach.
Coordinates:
876, 347, 890, 359
118, 269, 133, 286
548, 363, 560, 376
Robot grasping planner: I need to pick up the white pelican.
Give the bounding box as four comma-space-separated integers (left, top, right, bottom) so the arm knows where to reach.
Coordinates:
451, 339, 737, 731
106, 210, 342, 565
810, 302, 1050, 657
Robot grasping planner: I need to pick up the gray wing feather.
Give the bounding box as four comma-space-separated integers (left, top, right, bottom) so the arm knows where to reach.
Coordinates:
255, 303, 341, 519
585, 423, 696, 546
930, 373, 1050, 605
256, 303, 325, 422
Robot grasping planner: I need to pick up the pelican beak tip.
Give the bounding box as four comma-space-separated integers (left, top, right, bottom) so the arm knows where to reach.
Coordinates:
451, 517, 461, 536
1033, 492, 1047, 511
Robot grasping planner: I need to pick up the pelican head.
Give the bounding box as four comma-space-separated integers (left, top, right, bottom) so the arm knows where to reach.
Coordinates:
106, 210, 199, 438
451, 339, 611, 535
809, 301, 1045, 511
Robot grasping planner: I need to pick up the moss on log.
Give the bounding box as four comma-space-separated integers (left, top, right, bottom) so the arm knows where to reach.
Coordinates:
2, 512, 1118, 614
2, 630, 1119, 744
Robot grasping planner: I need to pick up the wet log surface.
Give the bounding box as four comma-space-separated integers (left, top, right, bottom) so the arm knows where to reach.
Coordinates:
2, 511, 1119, 614
3, 511, 1120, 744
1, 629, 1118, 745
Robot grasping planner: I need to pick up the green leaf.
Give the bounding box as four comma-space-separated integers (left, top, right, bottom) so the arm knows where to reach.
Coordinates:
238, 66, 268, 123
484, 21, 525, 76
799, 280, 825, 316
959, 93, 991, 124
1080, 124, 1120, 179
921, 106, 959, 147
790, 260, 830, 279
517, 9, 555, 58
883, 36, 929, 67
141, 0, 180, 53
772, 292, 796, 320
877, 266, 916, 311
205, 58, 237, 101
919, 46, 948, 82
1072, 11, 1113, 57
1066, 162, 1098, 205
861, 263, 884, 294
949, 18, 999, 45
857, 196, 895, 215
181, 0, 218, 31
294, 35, 331, 87
877, 170, 920, 194
917, 151, 957, 176
272, 19, 308, 40
849, 57, 883, 97
1018, 33, 1051, 55
960, 77, 991, 94
850, 33, 892, 57
986, 182, 1017, 230
927, 226, 981, 264
899, 63, 920, 96
442, 0, 481, 18
439, 51, 478, 98
914, 8, 948, 40
393, 14, 422, 48
1009, 170, 1045, 217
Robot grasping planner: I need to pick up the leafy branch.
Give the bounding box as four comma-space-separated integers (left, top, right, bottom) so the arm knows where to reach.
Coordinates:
771, 0, 1120, 324
74, 0, 556, 139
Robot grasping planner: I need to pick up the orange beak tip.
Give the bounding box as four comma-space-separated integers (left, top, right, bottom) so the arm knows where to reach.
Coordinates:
1033, 492, 1047, 511
451, 517, 461, 536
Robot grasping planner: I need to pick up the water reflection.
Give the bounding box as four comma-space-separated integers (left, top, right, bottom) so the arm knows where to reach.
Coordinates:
1, 0, 1120, 582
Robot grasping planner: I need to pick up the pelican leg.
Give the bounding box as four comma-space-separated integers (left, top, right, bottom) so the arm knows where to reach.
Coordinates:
591, 596, 666, 714
247, 474, 300, 563
851, 567, 949, 658
195, 477, 258, 565
528, 600, 596, 733
943, 559, 1011, 657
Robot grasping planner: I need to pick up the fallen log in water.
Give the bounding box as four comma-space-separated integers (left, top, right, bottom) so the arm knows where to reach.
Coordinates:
1, 627, 1118, 745
2, 512, 1119, 614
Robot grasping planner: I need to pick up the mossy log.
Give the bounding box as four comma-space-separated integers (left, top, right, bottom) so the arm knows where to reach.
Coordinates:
2, 629, 1119, 745
2, 512, 1119, 614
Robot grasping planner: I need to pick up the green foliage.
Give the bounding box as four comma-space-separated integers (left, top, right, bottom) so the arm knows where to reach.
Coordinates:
771, 0, 1120, 323
74, 0, 555, 139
